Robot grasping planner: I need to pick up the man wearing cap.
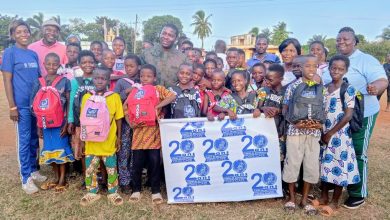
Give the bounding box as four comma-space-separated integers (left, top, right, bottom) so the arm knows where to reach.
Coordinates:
28, 19, 67, 77
247, 34, 281, 68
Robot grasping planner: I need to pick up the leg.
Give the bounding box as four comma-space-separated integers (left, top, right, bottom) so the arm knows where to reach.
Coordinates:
320, 182, 330, 205
29, 114, 39, 173
300, 181, 312, 206
386, 83, 390, 111
102, 154, 119, 194
148, 150, 161, 194
52, 163, 59, 184
117, 122, 132, 187
85, 155, 101, 194
132, 150, 145, 193
58, 164, 66, 186
332, 185, 343, 207
288, 182, 296, 203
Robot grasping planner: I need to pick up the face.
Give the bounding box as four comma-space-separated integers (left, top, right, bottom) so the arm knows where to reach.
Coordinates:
255, 38, 268, 54
281, 43, 298, 64
310, 43, 326, 63
252, 66, 266, 83
193, 68, 204, 84
12, 25, 30, 47
79, 56, 95, 74
211, 73, 225, 90
206, 54, 217, 61
44, 57, 60, 75
329, 60, 347, 81
160, 26, 176, 49
140, 68, 156, 85
302, 58, 318, 81
186, 50, 197, 63
124, 59, 139, 77
215, 41, 226, 53
231, 73, 247, 92
292, 58, 303, 78
177, 65, 193, 85
205, 62, 216, 78
264, 71, 283, 88
93, 71, 109, 92
90, 44, 103, 62
216, 59, 223, 70
43, 25, 59, 44
227, 51, 239, 68
66, 46, 80, 64
102, 51, 116, 69
238, 54, 245, 67
112, 39, 125, 57
336, 32, 356, 56
197, 79, 207, 91
180, 43, 192, 53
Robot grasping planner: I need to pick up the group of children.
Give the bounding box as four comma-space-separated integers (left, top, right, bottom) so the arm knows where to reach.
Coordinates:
29, 40, 360, 216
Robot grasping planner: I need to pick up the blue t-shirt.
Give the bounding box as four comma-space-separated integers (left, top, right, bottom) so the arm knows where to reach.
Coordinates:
246, 53, 281, 67
322, 50, 386, 117
1, 46, 40, 108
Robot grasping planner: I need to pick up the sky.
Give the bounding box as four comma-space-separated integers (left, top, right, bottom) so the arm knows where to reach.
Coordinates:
1, 0, 389, 50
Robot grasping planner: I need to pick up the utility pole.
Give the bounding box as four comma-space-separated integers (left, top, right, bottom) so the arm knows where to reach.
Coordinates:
133, 14, 138, 53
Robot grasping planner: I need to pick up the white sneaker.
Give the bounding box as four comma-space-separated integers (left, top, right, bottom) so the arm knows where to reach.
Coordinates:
31, 171, 47, 182
22, 177, 39, 194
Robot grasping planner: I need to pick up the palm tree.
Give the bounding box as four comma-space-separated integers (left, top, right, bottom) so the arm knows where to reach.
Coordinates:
377, 26, 390, 41
249, 27, 259, 36
307, 34, 327, 44
26, 12, 44, 41
259, 28, 272, 41
191, 10, 212, 49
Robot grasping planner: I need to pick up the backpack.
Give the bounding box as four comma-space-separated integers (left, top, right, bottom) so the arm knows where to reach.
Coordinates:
79, 91, 114, 142
171, 86, 201, 118
205, 90, 230, 116
32, 76, 65, 129
231, 92, 258, 114
127, 85, 159, 126
73, 77, 94, 126
286, 82, 326, 124
340, 80, 364, 133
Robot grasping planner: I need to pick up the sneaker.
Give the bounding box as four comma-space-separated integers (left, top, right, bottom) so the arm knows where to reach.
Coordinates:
31, 171, 47, 182
22, 177, 39, 194
342, 196, 365, 209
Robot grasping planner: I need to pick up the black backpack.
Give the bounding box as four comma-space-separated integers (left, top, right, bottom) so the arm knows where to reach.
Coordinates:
286, 82, 326, 124
231, 92, 258, 114
170, 86, 201, 118
339, 80, 364, 133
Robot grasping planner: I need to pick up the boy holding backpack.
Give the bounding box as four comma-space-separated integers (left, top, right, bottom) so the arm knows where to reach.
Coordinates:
282, 55, 325, 216
79, 67, 124, 206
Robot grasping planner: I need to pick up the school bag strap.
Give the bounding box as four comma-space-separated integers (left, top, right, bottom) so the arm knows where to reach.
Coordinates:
38, 76, 64, 90
231, 92, 257, 113
123, 78, 142, 89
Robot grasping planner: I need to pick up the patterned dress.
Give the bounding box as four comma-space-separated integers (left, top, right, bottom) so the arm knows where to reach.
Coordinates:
320, 85, 360, 186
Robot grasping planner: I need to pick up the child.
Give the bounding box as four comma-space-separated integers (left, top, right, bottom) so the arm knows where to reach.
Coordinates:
203, 59, 217, 84
113, 54, 141, 193
186, 49, 198, 64
193, 63, 209, 112
216, 57, 224, 70
126, 64, 176, 204
237, 48, 247, 69
57, 43, 83, 79
248, 63, 267, 91
282, 55, 325, 215
31, 53, 75, 193
101, 49, 125, 91
212, 70, 261, 120
319, 55, 360, 216
112, 36, 126, 74
170, 63, 202, 118
225, 48, 249, 90
89, 41, 103, 64
79, 67, 124, 206
204, 70, 230, 119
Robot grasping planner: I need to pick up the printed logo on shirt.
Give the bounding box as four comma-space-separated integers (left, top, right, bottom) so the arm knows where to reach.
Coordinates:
242, 135, 269, 159
173, 186, 194, 202
169, 140, 195, 164
221, 118, 247, 137
251, 172, 278, 196
86, 108, 98, 118
39, 98, 49, 109
180, 122, 206, 139
203, 138, 230, 162
24, 62, 38, 68
184, 163, 211, 186
267, 94, 283, 104
221, 160, 248, 183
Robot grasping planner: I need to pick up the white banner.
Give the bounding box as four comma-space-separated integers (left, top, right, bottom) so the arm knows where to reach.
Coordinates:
159, 114, 283, 204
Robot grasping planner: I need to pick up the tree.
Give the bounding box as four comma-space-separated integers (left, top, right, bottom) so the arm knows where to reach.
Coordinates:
324, 38, 337, 58
142, 15, 183, 43
270, 22, 292, 46
118, 22, 137, 54
191, 10, 212, 49
358, 41, 390, 63
356, 34, 367, 44
377, 25, 390, 41
26, 12, 44, 41
0, 14, 18, 49
307, 34, 327, 45
259, 28, 272, 41
249, 27, 259, 36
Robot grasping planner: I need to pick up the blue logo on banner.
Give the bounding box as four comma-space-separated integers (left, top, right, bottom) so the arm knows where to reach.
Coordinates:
251, 172, 278, 196
173, 186, 194, 202
135, 89, 145, 99
221, 160, 248, 183
185, 163, 211, 186
241, 135, 269, 159
180, 122, 206, 139
86, 108, 98, 118
221, 119, 247, 137
203, 138, 229, 162
39, 98, 49, 109
169, 140, 195, 164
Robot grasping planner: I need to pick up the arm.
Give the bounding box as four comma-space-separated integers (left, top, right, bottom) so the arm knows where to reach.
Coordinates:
322, 108, 353, 144
212, 105, 236, 120
115, 119, 122, 152
110, 74, 128, 81
367, 78, 388, 96
2, 71, 18, 121
155, 93, 176, 110
61, 91, 70, 137
202, 93, 210, 117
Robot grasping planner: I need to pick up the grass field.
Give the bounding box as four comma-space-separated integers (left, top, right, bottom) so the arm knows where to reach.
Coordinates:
0, 74, 389, 219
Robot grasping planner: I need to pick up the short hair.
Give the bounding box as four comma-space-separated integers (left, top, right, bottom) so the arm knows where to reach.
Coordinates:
140, 64, 157, 76
124, 54, 142, 66
90, 41, 103, 48
193, 63, 205, 72
179, 63, 193, 71
206, 51, 217, 57
203, 58, 217, 67
193, 47, 202, 55
237, 49, 245, 55
231, 69, 248, 81
93, 66, 112, 79
216, 56, 224, 63
329, 54, 350, 70
113, 36, 126, 45
66, 42, 81, 51
278, 38, 301, 55
227, 47, 239, 53
251, 63, 266, 72
181, 40, 193, 48
66, 34, 80, 44
309, 40, 328, 58
162, 23, 179, 38
267, 64, 285, 77
78, 50, 96, 63
102, 49, 115, 57
44, 52, 60, 63
9, 19, 31, 36
255, 34, 269, 43
215, 40, 226, 47
338, 26, 359, 45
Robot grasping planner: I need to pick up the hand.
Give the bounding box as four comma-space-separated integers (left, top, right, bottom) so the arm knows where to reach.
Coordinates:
130, 121, 145, 129
293, 121, 306, 129
227, 110, 237, 120
253, 109, 261, 118
262, 107, 278, 118
37, 128, 43, 139
10, 108, 19, 122
306, 120, 323, 129
67, 123, 75, 134
207, 112, 215, 121
116, 138, 122, 152
367, 84, 378, 96
60, 123, 68, 137
217, 113, 226, 121
74, 145, 82, 160
321, 132, 332, 145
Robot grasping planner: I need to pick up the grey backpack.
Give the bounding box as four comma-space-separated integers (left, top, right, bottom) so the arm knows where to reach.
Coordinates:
170, 86, 201, 118
286, 82, 325, 124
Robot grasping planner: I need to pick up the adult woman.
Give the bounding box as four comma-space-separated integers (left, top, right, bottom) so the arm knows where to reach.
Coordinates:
278, 38, 302, 85
1, 20, 47, 194
309, 40, 329, 82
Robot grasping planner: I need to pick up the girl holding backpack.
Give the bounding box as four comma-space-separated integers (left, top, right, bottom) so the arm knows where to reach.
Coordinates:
31, 53, 75, 193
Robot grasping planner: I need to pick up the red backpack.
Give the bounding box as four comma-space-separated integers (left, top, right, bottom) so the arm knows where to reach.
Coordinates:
127, 85, 159, 126
32, 76, 64, 129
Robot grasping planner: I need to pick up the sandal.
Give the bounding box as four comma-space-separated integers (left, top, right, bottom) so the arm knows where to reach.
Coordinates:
152, 193, 164, 205
40, 182, 57, 190
107, 193, 123, 206
54, 184, 69, 193
303, 204, 318, 216
284, 201, 296, 214
80, 193, 101, 206
129, 192, 141, 203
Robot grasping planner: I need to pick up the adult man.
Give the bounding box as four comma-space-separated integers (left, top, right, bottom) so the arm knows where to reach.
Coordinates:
214, 40, 228, 71
383, 53, 390, 111
141, 24, 187, 88
28, 19, 67, 77
247, 35, 281, 67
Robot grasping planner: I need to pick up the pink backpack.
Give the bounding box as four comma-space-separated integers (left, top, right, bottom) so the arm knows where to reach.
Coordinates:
80, 91, 114, 142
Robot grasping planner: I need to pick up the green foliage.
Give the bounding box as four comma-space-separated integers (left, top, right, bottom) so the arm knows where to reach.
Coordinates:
191, 10, 212, 49
51, 15, 71, 42
26, 12, 44, 42
142, 15, 183, 43
259, 28, 272, 41
377, 25, 390, 41
0, 14, 18, 49
324, 38, 337, 58
249, 27, 259, 36
270, 22, 292, 46
307, 34, 327, 45
358, 41, 390, 63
